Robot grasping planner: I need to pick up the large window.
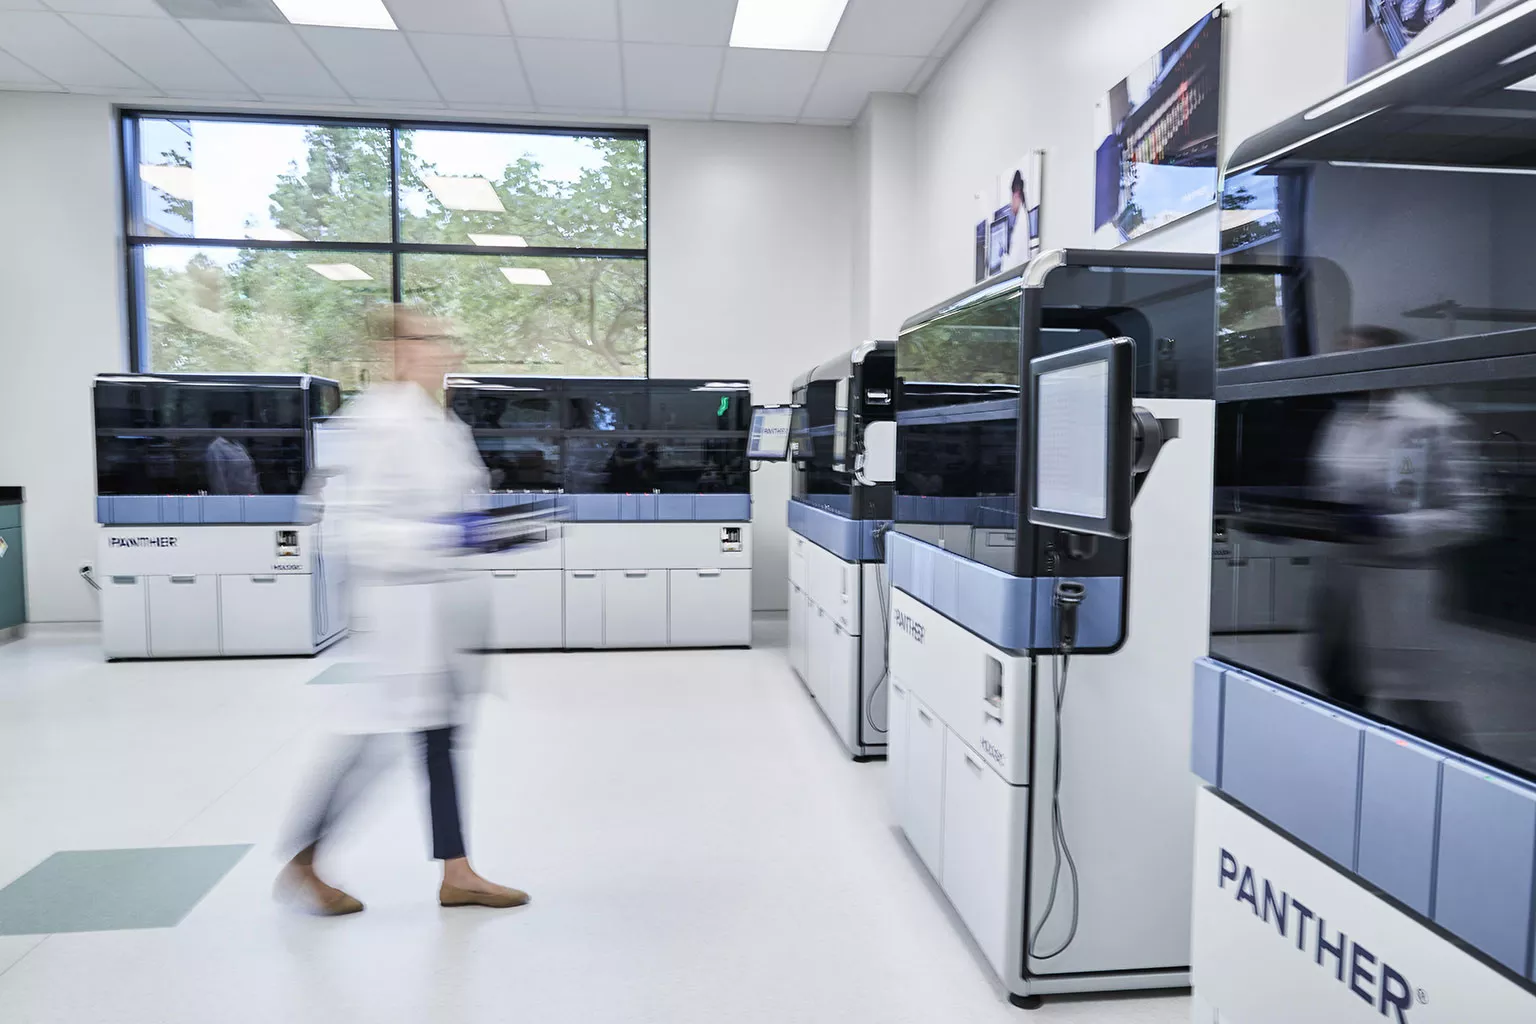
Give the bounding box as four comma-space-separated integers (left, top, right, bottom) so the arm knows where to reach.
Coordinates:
123, 114, 647, 386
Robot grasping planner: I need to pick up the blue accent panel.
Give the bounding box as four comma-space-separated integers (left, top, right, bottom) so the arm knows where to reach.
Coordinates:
110, 496, 162, 524
202, 496, 242, 523
1357, 730, 1442, 917
786, 500, 888, 562
695, 494, 749, 521
243, 495, 300, 523
894, 494, 1017, 527
887, 532, 1035, 651
1029, 577, 1122, 651
657, 494, 696, 520
1220, 673, 1364, 868
1434, 761, 1536, 974
634, 493, 657, 521
573, 494, 620, 521
1191, 659, 1225, 787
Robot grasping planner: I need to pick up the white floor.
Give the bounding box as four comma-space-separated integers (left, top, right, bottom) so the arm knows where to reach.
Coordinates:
0, 620, 1189, 1023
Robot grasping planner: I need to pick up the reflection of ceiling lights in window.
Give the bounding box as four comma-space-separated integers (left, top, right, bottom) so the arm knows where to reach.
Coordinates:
424, 176, 506, 212
247, 227, 308, 242
140, 164, 195, 201
501, 268, 552, 287
308, 263, 374, 282
730, 0, 851, 51
468, 233, 527, 247
272, 0, 397, 30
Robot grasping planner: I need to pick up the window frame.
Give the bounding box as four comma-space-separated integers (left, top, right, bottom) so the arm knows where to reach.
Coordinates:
119, 109, 650, 377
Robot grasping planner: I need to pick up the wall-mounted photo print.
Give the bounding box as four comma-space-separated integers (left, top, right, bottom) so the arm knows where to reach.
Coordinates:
973, 152, 1044, 283
1347, 0, 1518, 82
1092, 6, 1223, 246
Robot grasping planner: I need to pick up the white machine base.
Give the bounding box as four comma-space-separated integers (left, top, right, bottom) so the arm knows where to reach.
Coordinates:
97, 524, 346, 660
463, 521, 753, 652
1193, 786, 1536, 1022
787, 532, 888, 759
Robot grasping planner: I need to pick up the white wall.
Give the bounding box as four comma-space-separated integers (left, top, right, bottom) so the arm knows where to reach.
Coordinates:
0, 93, 854, 620
912, 0, 1351, 309
0, 93, 127, 623
647, 118, 854, 611
852, 93, 920, 341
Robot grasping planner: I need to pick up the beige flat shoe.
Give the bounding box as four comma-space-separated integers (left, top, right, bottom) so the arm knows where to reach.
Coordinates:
275, 868, 365, 917
439, 882, 530, 909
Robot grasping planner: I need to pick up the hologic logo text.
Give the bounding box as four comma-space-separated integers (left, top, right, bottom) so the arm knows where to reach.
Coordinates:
1219, 848, 1414, 1022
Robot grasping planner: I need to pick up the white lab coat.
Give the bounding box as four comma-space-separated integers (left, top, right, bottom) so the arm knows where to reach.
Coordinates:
328, 382, 489, 734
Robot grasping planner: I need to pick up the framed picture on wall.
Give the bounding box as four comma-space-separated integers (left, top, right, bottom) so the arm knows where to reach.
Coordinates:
1091, 6, 1224, 246
1346, 0, 1518, 82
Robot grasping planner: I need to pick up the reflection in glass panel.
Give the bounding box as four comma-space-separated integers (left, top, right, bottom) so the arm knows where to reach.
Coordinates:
1212, 372, 1536, 780
142, 246, 389, 387
96, 434, 306, 496
472, 435, 562, 492
402, 254, 646, 377
134, 119, 392, 242
564, 437, 748, 494
399, 129, 646, 249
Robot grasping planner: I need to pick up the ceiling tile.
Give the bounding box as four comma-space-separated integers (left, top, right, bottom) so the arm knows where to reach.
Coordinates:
714, 48, 821, 119
619, 0, 733, 46
66, 13, 251, 94
182, 20, 346, 98
504, 0, 616, 40
621, 42, 720, 115
831, 0, 974, 57
0, 11, 149, 88
408, 32, 531, 107
44, 0, 168, 15
0, 46, 54, 84
801, 52, 921, 120
518, 36, 621, 110
297, 25, 440, 101
383, 0, 508, 35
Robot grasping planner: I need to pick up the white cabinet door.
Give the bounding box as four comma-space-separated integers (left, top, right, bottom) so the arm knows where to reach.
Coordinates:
487, 570, 564, 649
101, 575, 149, 659
602, 569, 668, 648
220, 574, 314, 655
887, 678, 910, 823
147, 575, 221, 657
564, 571, 604, 649
806, 604, 829, 700
942, 734, 1024, 978
788, 582, 805, 681
818, 619, 860, 752
668, 568, 751, 647
905, 694, 947, 879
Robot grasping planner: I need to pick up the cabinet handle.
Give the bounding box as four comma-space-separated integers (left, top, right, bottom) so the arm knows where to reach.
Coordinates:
624, 570, 649, 578
916, 708, 933, 725
572, 572, 598, 579
493, 571, 519, 579
891, 682, 906, 696
698, 569, 721, 577
111, 576, 137, 585
170, 576, 197, 584
251, 576, 277, 584
964, 752, 985, 773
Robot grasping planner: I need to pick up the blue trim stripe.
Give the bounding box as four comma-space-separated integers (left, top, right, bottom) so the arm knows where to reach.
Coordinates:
787, 500, 887, 562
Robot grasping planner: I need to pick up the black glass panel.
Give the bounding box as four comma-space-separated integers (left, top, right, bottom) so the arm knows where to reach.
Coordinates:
567, 387, 649, 431
309, 381, 342, 421
564, 437, 748, 494
96, 434, 305, 495
449, 385, 563, 429
1212, 371, 1536, 781
651, 387, 751, 432
96, 380, 306, 431
472, 435, 562, 492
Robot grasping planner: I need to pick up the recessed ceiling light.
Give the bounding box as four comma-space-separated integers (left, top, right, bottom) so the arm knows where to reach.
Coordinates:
501, 268, 553, 287
730, 0, 851, 51
307, 263, 374, 282
140, 164, 195, 202
423, 175, 506, 213
247, 227, 308, 242
272, 0, 397, 31
468, 233, 527, 247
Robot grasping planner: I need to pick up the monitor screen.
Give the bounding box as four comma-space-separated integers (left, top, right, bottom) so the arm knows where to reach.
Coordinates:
747, 405, 795, 461
1035, 359, 1110, 521
1027, 337, 1134, 539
